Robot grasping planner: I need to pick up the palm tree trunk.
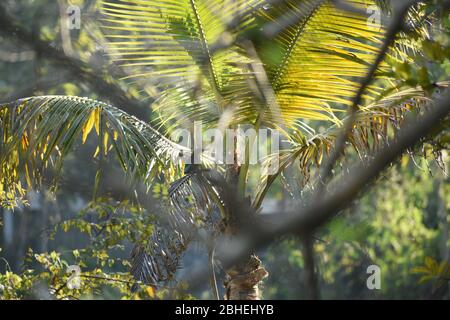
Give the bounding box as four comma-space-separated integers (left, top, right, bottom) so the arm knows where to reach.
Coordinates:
224, 254, 268, 300
221, 132, 268, 300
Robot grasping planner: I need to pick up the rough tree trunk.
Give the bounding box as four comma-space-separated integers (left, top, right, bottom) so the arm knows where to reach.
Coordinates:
221, 194, 268, 300
221, 131, 268, 300
224, 254, 268, 300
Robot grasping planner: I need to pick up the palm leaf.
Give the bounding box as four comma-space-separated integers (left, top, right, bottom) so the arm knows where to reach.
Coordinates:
101, 0, 273, 131
0, 95, 226, 288
131, 169, 225, 286
253, 81, 449, 209
100, 0, 260, 85
130, 225, 189, 287
0, 95, 187, 194
254, 0, 393, 128
0, 95, 208, 287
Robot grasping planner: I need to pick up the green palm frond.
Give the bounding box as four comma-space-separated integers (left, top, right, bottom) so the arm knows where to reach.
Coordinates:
101, 0, 429, 135
255, 0, 391, 128
101, 0, 259, 84
0, 95, 186, 194
101, 0, 267, 130
100, 0, 435, 135
253, 81, 449, 209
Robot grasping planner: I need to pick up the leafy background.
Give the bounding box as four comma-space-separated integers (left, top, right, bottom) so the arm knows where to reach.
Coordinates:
0, 0, 449, 299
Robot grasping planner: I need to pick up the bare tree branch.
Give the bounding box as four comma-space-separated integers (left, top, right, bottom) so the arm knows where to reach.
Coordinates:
319, 0, 421, 186
0, 4, 150, 120
186, 88, 450, 291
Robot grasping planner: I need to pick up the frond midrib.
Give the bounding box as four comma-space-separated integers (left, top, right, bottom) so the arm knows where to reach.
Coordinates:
271, 0, 325, 90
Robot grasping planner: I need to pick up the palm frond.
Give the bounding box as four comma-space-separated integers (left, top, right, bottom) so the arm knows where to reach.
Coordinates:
101, 0, 260, 84
101, 0, 272, 130
0, 95, 226, 287
131, 169, 225, 286
253, 82, 449, 208
130, 225, 189, 287
0, 95, 209, 287
0, 95, 186, 195
255, 0, 392, 128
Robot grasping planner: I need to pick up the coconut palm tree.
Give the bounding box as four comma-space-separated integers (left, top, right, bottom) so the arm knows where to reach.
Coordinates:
0, 0, 445, 299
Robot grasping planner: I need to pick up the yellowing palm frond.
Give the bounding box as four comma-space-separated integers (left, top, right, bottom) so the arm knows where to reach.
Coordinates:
0, 95, 226, 286
0, 96, 186, 193
256, 0, 389, 127
253, 81, 449, 209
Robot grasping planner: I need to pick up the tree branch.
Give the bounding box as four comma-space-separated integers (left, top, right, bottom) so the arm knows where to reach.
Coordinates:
319, 0, 421, 186
187, 88, 450, 290
0, 4, 150, 121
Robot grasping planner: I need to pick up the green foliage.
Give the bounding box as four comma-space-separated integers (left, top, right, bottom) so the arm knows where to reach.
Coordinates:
0, 198, 194, 300
0, 0, 449, 300
0, 248, 156, 300
264, 162, 449, 299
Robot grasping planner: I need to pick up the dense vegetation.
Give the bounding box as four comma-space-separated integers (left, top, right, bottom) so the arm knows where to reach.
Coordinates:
0, 0, 449, 300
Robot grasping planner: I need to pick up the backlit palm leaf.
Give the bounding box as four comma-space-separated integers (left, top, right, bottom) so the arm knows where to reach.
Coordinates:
255, 0, 392, 128
101, 0, 281, 132
0, 95, 217, 286
101, 0, 416, 134
0, 95, 186, 193
253, 82, 449, 209
101, 0, 261, 83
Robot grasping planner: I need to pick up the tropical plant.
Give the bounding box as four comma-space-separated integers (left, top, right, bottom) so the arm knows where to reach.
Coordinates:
0, 0, 448, 299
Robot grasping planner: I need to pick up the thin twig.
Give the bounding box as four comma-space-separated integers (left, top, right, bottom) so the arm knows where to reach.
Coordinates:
208, 247, 220, 300
0, 4, 150, 120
